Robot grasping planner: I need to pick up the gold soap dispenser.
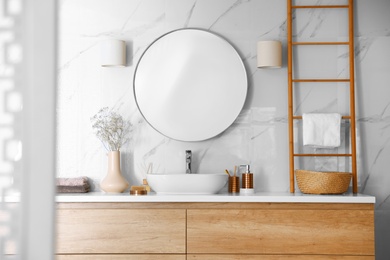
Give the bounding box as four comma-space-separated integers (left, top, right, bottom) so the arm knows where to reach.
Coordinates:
240, 164, 254, 195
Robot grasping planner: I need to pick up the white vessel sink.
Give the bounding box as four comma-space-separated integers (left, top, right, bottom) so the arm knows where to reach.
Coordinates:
146, 173, 228, 195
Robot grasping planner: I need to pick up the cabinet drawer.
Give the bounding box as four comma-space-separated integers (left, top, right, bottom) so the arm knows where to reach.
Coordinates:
56, 209, 186, 254
57, 255, 186, 260
187, 255, 374, 260
187, 209, 374, 255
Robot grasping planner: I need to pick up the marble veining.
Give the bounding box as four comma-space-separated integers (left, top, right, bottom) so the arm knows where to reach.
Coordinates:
208, 0, 251, 30
183, 1, 197, 28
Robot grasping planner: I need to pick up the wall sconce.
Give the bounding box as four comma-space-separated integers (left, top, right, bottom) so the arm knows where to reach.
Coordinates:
257, 40, 282, 68
100, 39, 126, 67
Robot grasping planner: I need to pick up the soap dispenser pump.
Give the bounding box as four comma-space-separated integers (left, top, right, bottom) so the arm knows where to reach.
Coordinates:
240, 164, 254, 195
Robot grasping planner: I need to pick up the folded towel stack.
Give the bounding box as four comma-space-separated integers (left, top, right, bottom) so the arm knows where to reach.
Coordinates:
302, 113, 342, 148
56, 176, 90, 193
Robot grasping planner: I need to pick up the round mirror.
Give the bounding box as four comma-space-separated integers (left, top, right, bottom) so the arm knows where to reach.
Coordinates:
134, 28, 247, 141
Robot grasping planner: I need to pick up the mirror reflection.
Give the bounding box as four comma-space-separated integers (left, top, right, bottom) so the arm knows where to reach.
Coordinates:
134, 28, 247, 141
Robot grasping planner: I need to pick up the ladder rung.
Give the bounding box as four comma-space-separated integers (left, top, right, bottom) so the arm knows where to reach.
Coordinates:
292, 5, 349, 9
293, 116, 351, 120
292, 79, 350, 83
294, 153, 352, 157
292, 42, 349, 45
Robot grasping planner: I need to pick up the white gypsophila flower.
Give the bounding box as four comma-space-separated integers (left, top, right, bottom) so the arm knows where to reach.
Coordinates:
90, 107, 132, 151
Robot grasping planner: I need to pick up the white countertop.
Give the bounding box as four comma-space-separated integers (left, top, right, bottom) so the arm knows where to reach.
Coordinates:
56, 191, 375, 204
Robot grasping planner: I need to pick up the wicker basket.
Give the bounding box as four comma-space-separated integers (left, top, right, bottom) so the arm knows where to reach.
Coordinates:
295, 169, 352, 194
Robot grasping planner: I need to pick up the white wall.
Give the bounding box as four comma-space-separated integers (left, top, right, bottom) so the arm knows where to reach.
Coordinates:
57, 0, 390, 257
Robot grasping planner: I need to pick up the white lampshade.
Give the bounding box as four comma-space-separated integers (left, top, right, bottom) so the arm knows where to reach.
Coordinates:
100, 39, 126, 67
257, 40, 282, 68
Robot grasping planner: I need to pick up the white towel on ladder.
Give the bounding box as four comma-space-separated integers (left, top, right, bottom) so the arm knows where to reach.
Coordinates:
302, 113, 342, 148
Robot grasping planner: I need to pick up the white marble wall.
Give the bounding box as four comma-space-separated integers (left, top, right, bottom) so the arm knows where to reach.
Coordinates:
57, 0, 390, 257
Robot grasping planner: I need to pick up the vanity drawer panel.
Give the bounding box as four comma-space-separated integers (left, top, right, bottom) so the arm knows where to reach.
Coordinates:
57, 255, 186, 260
187, 208, 374, 255
188, 255, 374, 260
56, 209, 186, 254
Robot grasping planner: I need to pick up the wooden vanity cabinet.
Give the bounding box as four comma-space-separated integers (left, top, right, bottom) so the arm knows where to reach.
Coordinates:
56, 202, 375, 259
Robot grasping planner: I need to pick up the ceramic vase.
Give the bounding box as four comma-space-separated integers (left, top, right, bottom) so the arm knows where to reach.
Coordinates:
100, 151, 129, 193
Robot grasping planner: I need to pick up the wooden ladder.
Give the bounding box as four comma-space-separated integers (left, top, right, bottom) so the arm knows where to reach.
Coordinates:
287, 0, 358, 193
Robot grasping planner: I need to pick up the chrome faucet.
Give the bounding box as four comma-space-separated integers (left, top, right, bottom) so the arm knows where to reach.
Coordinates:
186, 150, 192, 174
